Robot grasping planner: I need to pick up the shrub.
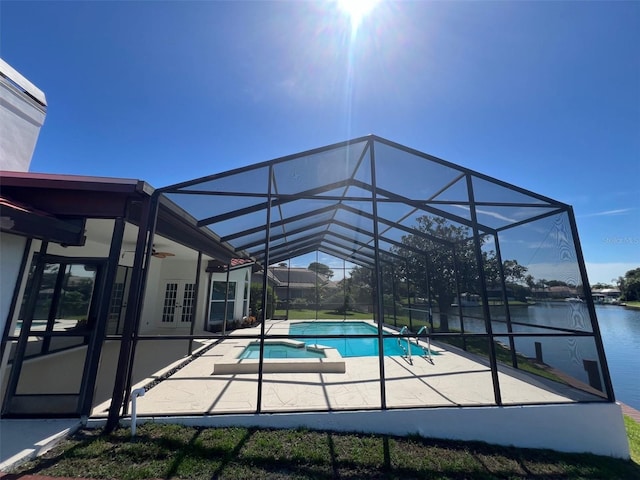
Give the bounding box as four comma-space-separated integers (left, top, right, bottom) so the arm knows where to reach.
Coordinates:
290, 298, 309, 309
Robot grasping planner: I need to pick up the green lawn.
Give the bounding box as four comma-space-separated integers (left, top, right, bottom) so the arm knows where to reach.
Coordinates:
11, 422, 639, 479
626, 415, 640, 464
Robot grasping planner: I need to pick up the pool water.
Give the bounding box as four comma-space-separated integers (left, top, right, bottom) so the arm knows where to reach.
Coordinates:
289, 321, 431, 358
238, 343, 326, 359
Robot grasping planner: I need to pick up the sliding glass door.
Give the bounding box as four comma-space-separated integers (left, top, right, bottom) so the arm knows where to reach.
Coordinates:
3, 254, 104, 416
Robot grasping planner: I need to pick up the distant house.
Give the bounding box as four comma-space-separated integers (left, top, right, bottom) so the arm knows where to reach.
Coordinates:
531, 285, 580, 299
267, 266, 335, 306
591, 288, 621, 304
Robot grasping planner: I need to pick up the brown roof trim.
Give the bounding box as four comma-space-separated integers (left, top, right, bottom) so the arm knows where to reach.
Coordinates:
0, 171, 152, 195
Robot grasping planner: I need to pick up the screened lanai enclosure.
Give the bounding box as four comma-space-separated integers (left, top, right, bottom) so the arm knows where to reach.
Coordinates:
104, 135, 613, 426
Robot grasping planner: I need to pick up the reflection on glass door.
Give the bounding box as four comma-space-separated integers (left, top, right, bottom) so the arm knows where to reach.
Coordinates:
208, 281, 236, 331
14, 262, 98, 356
3, 255, 103, 416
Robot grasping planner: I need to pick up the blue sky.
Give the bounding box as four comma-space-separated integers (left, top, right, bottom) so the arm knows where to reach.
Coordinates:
1, 1, 638, 284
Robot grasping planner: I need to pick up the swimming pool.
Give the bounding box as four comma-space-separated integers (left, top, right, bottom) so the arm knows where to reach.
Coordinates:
289, 321, 432, 358
238, 342, 326, 359
214, 339, 345, 374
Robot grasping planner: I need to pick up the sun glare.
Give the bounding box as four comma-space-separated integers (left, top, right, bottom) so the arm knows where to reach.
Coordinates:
337, 0, 380, 32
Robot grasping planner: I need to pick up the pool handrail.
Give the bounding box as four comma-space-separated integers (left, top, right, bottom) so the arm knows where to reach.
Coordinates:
398, 326, 412, 364
416, 325, 433, 363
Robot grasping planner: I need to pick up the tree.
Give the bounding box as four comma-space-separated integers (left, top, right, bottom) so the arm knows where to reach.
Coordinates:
336, 292, 353, 314
390, 216, 527, 331
482, 256, 528, 289
525, 274, 536, 290
250, 283, 277, 320
342, 265, 373, 311
502, 259, 528, 285
308, 262, 334, 279
618, 268, 640, 302
390, 216, 479, 332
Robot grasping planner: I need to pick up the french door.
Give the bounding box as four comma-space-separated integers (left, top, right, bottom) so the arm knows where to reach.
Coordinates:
161, 280, 196, 324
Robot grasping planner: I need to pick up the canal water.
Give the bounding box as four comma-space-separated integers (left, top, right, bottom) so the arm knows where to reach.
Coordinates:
442, 302, 640, 410
510, 303, 640, 409
596, 305, 640, 410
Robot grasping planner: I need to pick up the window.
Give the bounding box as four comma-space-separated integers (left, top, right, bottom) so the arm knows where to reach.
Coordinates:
209, 281, 236, 328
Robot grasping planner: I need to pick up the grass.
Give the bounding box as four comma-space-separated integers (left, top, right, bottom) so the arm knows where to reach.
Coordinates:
626, 414, 640, 464
10, 422, 640, 479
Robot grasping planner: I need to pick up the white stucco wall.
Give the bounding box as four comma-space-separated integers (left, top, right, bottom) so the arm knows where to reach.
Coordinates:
0, 59, 47, 172
0, 233, 26, 341
138, 402, 630, 459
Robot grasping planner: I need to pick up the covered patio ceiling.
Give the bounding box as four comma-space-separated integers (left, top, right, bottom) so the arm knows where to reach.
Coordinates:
159, 135, 569, 269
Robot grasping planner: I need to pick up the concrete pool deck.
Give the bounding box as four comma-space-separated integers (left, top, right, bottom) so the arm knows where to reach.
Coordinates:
96, 319, 602, 417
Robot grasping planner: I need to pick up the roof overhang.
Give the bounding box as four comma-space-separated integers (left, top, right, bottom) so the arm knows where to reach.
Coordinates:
0, 171, 240, 262
0, 195, 85, 246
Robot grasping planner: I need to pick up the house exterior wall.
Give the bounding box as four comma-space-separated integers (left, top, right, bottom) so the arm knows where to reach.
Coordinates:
137, 263, 252, 334
0, 60, 47, 388
0, 233, 26, 342
0, 59, 47, 172
139, 256, 211, 335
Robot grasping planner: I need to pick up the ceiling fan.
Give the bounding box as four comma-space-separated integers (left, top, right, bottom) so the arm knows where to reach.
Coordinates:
152, 247, 175, 259
122, 245, 175, 259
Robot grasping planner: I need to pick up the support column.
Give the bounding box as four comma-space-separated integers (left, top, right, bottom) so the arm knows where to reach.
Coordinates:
222, 261, 232, 335
188, 251, 203, 355
493, 234, 517, 368
567, 207, 615, 401
79, 216, 126, 416
256, 165, 274, 413
369, 139, 387, 409
451, 246, 467, 350
466, 175, 502, 406
106, 193, 159, 432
